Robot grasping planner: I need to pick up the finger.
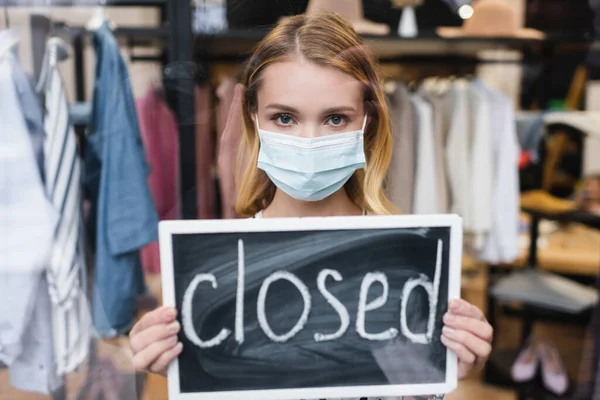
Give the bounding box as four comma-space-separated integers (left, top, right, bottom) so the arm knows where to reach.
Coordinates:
440, 335, 476, 365
149, 342, 184, 375
443, 313, 493, 342
132, 335, 179, 371
130, 321, 180, 353
130, 307, 177, 336
449, 299, 485, 321
442, 327, 491, 359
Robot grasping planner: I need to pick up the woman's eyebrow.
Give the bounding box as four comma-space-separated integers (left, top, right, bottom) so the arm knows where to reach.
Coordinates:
265, 103, 299, 113
265, 104, 357, 115
322, 106, 357, 114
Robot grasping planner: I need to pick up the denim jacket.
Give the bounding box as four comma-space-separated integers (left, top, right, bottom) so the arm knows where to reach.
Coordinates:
85, 22, 159, 337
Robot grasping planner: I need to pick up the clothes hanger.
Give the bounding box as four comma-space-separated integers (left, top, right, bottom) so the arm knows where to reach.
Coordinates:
0, 3, 18, 59
47, 6, 72, 66
35, 36, 71, 94
3, 0, 9, 29
86, 0, 116, 31
35, 0, 71, 92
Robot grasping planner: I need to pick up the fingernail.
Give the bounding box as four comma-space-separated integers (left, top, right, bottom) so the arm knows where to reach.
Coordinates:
444, 313, 454, 323
164, 307, 177, 320
450, 300, 461, 312
168, 336, 178, 346
174, 342, 183, 352
168, 321, 180, 334
442, 327, 454, 336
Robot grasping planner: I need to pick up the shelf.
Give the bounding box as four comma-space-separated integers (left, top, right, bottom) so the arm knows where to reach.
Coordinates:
112, 26, 168, 38
5, 0, 165, 5
64, 26, 167, 37
47, 24, 168, 46
194, 29, 596, 62
522, 207, 600, 231
499, 303, 593, 326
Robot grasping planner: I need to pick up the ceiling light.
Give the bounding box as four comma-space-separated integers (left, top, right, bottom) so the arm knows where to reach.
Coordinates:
458, 4, 474, 19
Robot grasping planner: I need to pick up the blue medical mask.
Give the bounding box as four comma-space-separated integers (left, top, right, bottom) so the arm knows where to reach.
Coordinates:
256, 115, 367, 202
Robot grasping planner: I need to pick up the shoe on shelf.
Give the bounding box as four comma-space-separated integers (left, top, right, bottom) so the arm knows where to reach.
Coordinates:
538, 341, 569, 396
511, 339, 539, 383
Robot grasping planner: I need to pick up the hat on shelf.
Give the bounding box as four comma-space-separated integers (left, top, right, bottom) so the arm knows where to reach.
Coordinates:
284, 0, 390, 36
520, 190, 576, 214
436, 0, 544, 39
544, 111, 600, 139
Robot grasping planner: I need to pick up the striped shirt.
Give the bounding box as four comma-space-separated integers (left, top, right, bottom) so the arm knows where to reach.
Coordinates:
39, 37, 91, 376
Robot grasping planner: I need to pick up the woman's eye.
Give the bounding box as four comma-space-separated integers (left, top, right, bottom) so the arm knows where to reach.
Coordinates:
327, 115, 346, 127
275, 114, 294, 125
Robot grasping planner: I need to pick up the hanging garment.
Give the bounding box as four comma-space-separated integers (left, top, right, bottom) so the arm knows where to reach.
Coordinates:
137, 87, 180, 274
466, 82, 494, 250
0, 29, 62, 395
195, 85, 217, 219
217, 81, 245, 219
516, 111, 545, 152
215, 77, 236, 217
11, 47, 46, 182
444, 80, 472, 225
85, 22, 159, 338
474, 81, 520, 264
39, 37, 92, 375
386, 84, 415, 214
411, 95, 440, 214
419, 88, 450, 213
216, 76, 236, 151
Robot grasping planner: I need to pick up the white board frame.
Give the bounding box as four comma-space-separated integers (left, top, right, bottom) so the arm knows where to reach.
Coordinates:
159, 214, 463, 400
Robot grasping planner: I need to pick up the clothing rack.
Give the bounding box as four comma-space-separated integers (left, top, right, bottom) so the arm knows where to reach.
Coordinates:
194, 29, 597, 111
5, 0, 197, 219
2, 2, 194, 400
193, 24, 599, 399
26, 14, 163, 400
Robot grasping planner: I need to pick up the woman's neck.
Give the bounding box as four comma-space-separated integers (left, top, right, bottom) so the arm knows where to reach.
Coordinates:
262, 188, 362, 218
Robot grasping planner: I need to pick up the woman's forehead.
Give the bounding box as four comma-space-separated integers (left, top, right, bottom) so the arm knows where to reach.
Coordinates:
258, 59, 363, 112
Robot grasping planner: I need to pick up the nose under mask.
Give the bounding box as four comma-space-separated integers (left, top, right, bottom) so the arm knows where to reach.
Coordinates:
255, 115, 367, 202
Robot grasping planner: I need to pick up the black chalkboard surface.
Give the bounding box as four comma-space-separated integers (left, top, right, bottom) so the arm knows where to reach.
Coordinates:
159, 214, 462, 400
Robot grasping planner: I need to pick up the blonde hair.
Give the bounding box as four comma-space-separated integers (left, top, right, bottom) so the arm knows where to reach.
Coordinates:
235, 12, 398, 217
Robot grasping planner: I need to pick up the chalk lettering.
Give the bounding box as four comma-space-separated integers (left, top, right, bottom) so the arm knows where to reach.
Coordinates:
356, 272, 399, 341
182, 238, 445, 347
400, 239, 442, 344
314, 269, 350, 342
182, 274, 231, 348
257, 271, 312, 342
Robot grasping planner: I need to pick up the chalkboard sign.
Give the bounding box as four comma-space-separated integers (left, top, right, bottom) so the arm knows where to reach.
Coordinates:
159, 214, 462, 400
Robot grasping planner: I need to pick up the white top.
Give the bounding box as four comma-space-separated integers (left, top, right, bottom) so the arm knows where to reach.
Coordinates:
0, 32, 62, 395
466, 82, 494, 251
444, 80, 471, 231
411, 95, 441, 215
474, 82, 520, 264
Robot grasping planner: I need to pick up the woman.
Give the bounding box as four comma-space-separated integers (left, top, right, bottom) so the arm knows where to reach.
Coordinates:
129, 12, 493, 399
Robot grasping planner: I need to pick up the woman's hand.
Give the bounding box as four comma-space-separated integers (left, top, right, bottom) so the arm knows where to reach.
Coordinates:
441, 299, 493, 379
129, 306, 183, 376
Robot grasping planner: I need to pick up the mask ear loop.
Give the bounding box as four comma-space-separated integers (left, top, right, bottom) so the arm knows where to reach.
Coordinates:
255, 114, 261, 131
361, 114, 368, 131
